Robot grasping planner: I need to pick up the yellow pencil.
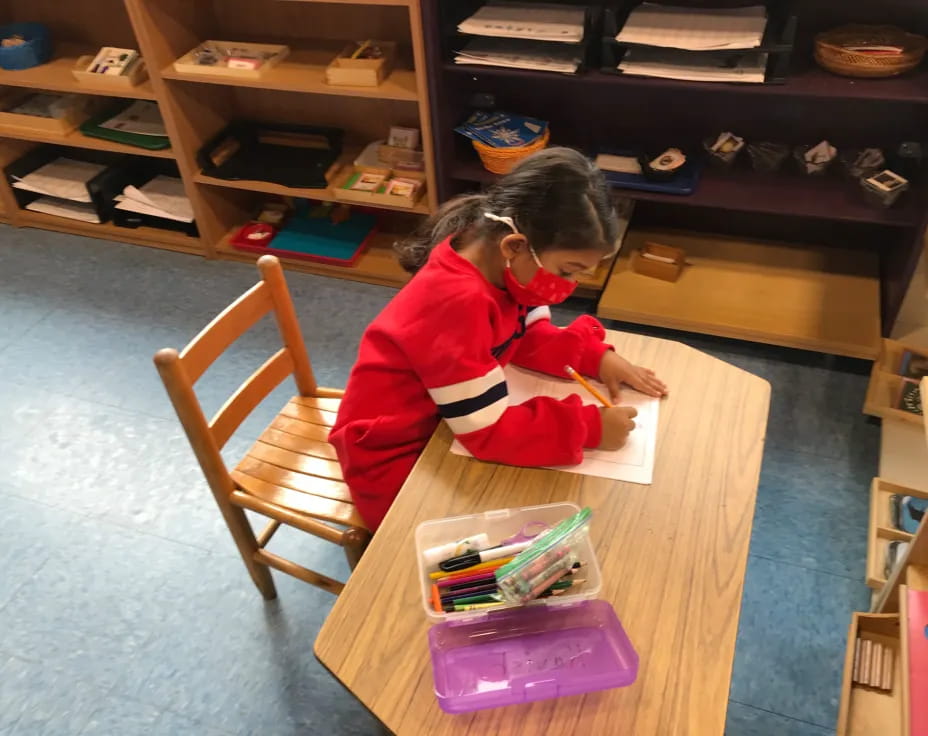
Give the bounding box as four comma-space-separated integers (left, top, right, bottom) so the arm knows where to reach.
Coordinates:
427, 556, 515, 580
564, 364, 614, 408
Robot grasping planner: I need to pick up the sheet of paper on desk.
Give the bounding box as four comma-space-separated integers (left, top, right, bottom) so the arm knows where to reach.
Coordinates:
450, 365, 660, 483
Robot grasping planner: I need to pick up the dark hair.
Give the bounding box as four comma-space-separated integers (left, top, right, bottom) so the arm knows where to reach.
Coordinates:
395, 147, 619, 274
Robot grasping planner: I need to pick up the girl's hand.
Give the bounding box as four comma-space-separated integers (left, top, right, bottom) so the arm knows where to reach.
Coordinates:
598, 351, 668, 402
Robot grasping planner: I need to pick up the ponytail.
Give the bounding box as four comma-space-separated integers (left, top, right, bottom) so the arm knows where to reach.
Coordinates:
394, 194, 486, 273
395, 148, 618, 275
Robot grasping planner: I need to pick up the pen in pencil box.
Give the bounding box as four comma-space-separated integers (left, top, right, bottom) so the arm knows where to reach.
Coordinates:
439, 540, 534, 572
428, 556, 514, 580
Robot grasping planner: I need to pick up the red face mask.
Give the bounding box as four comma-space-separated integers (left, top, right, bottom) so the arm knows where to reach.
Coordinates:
485, 212, 578, 306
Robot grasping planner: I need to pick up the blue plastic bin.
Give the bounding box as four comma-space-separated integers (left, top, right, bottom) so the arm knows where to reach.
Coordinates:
0, 23, 51, 71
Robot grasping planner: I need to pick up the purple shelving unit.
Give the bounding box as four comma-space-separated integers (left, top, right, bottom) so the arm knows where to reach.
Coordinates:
421, 0, 928, 344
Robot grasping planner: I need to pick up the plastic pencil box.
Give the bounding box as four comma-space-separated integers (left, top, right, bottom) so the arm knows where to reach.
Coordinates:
415, 503, 638, 714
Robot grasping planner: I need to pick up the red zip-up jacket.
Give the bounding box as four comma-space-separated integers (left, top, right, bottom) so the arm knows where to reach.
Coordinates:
329, 238, 614, 530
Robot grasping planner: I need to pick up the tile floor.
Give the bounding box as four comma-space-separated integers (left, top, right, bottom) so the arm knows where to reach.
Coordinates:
0, 228, 877, 735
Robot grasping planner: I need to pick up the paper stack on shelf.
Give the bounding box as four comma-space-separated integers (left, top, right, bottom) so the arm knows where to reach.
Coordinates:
616, 4, 767, 51
13, 158, 107, 223
115, 175, 193, 223
614, 3, 769, 84
455, 1, 586, 74
619, 48, 767, 83
454, 37, 582, 74
459, 2, 586, 42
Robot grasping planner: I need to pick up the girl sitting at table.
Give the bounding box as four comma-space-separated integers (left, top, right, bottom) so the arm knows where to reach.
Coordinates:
330, 148, 667, 531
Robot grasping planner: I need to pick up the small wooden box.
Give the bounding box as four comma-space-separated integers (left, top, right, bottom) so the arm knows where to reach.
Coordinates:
630, 241, 686, 282
173, 42, 289, 80
333, 165, 425, 209
73, 55, 149, 89
0, 89, 96, 134
325, 41, 395, 87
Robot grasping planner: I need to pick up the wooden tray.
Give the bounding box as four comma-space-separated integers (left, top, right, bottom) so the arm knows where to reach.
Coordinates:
836, 612, 904, 735
0, 88, 96, 134
332, 165, 425, 209
72, 54, 149, 89
866, 478, 928, 589
325, 41, 395, 87
173, 41, 289, 80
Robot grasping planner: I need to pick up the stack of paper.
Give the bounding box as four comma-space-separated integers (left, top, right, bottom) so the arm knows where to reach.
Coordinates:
616, 4, 767, 51
99, 100, 167, 138
454, 37, 582, 74
450, 365, 660, 484
619, 48, 767, 84
459, 2, 586, 43
13, 158, 106, 223
115, 176, 193, 223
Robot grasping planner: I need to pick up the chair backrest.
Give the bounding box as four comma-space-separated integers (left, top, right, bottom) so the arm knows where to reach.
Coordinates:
154, 256, 315, 500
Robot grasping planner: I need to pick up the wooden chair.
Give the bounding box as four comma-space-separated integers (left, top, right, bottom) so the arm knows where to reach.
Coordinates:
154, 255, 370, 599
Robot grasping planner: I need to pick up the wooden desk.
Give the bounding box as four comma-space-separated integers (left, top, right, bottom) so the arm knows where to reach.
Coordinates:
315, 331, 771, 735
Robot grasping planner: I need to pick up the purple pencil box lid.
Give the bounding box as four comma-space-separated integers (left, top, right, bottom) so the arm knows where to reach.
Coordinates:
427, 599, 638, 714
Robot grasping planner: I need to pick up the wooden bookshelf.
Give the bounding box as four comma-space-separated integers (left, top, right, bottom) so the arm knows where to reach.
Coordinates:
0, 0, 443, 286
422, 0, 928, 348
866, 478, 928, 589
597, 229, 882, 359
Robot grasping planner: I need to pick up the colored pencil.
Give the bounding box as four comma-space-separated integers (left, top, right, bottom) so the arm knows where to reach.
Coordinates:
565, 365, 613, 408
428, 557, 514, 580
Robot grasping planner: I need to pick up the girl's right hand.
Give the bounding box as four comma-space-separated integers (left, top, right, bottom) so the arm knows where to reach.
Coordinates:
598, 406, 638, 450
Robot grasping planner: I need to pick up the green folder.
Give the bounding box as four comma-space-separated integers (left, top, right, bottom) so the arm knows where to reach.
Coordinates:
79, 102, 171, 151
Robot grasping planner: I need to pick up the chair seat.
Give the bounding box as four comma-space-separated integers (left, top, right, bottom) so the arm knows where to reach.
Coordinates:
229, 395, 367, 529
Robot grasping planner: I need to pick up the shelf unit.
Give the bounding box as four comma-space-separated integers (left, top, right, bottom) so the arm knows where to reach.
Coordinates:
866, 478, 928, 590
422, 0, 928, 355
0, 0, 438, 288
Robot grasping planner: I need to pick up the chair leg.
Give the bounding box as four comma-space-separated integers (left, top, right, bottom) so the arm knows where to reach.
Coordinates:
343, 527, 372, 571
223, 505, 278, 599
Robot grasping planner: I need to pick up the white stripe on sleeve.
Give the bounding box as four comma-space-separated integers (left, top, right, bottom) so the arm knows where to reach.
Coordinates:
427, 365, 505, 405
442, 395, 509, 435
525, 306, 551, 327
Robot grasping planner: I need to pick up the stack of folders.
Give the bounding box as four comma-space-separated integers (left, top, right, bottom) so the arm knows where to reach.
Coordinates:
455, 1, 586, 75
13, 158, 107, 224
615, 3, 769, 84
114, 176, 194, 228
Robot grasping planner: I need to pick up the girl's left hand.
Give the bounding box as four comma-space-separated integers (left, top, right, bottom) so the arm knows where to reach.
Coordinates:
598, 351, 668, 402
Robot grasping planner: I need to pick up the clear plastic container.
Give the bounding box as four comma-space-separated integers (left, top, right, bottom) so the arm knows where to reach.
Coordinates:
415, 503, 602, 624
416, 503, 638, 714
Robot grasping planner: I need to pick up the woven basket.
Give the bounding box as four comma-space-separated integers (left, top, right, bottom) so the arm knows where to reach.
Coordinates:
473, 129, 550, 175
815, 24, 927, 78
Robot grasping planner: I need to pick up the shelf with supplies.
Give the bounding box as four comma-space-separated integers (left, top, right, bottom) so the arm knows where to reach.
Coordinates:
0, 125, 173, 159
16, 209, 201, 253
217, 225, 409, 288
864, 339, 926, 425
161, 45, 419, 102
0, 44, 156, 100
442, 61, 928, 105
866, 478, 928, 589
451, 152, 925, 228
597, 228, 882, 359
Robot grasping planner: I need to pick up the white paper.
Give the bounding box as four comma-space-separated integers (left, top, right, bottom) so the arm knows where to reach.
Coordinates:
450, 365, 660, 483
25, 196, 100, 223
619, 48, 767, 84
12, 158, 105, 203
99, 100, 166, 137
617, 3, 767, 51
459, 1, 586, 43
119, 176, 193, 222
455, 37, 581, 73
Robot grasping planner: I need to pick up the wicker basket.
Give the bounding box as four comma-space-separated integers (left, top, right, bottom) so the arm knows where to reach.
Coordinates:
815, 25, 927, 78
473, 129, 550, 175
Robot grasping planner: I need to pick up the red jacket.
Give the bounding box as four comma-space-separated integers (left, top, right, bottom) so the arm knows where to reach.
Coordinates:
330, 239, 613, 530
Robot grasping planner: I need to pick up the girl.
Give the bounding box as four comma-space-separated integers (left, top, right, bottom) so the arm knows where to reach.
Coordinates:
330, 148, 666, 531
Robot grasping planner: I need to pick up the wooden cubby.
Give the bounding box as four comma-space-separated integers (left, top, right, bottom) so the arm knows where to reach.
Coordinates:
0, 0, 440, 288
837, 613, 904, 736
866, 478, 928, 589
865, 339, 925, 426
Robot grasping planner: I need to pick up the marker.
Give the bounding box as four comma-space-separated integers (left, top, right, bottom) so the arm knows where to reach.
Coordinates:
438, 540, 534, 572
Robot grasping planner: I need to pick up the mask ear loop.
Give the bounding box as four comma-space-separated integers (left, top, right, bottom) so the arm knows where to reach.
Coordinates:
484, 212, 523, 269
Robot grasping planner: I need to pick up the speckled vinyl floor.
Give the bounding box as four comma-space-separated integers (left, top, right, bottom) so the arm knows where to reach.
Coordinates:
0, 228, 876, 735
